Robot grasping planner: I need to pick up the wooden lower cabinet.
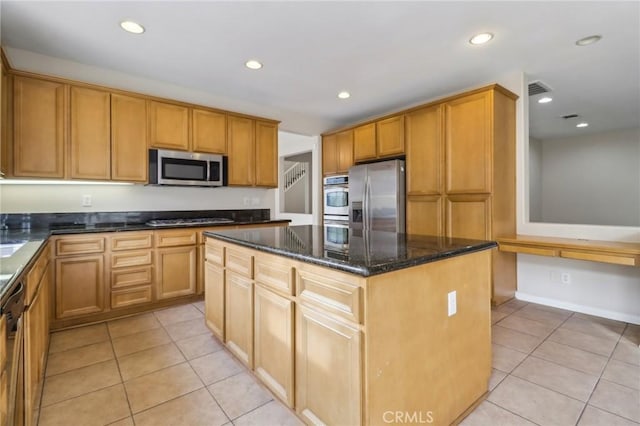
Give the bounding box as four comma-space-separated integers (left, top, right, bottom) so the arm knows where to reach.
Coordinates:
204, 261, 225, 340
406, 195, 444, 237
155, 246, 197, 299
296, 305, 361, 426
224, 271, 254, 367
55, 255, 105, 319
253, 284, 294, 407
24, 261, 51, 426
445, 195, 491, 240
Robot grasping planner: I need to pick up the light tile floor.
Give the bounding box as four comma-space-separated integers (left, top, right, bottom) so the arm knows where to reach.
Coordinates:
36, 300, 639, 426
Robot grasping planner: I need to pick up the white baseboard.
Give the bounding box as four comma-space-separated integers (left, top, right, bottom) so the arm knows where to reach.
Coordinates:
515, 291, 640, 325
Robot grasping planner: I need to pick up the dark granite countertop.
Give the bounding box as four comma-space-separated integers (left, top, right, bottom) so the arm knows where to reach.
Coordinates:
204, 225, 497, 277
0, 211, 289, 309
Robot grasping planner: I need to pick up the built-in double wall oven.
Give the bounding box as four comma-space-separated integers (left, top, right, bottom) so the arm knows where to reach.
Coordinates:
323, 175, 349, 249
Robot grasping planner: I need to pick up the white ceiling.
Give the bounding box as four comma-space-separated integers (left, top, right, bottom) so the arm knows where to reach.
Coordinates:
1, 1, 638, 138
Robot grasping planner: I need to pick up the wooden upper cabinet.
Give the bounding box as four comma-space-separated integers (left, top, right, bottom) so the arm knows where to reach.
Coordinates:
192, 109, 226, 154
376, 115, 404, 157
1, 63, 10, 177
255, 120, 278, 187
445, 91, 493, 194
227, 115, 255, 186
70, 86, 111, 180
13, 76, 66, 178
111, 94, 148, 182
149, 100, 190, 151
406, 105, 443, 196
322, 134, 337, 176
353, 123, 376, 162
336, 130, 353, 174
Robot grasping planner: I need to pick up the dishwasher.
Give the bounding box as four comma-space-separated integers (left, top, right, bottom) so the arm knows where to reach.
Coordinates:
2, 281, 25, 426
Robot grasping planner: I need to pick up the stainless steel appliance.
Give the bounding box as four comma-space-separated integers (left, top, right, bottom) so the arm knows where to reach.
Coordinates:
322, 219, 349, 249
349, 159, 406, 232
3, 281, 25, 425
323, 175, 349, 218
149, 149, 227, 187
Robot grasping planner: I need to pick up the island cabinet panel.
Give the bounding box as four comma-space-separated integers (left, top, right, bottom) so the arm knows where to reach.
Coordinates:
376, 115, 404, 158
55, 255, 105, 319
70, 86, 111, 180
253, 284, 294, 407
224, 270, 254, 368
111, 94, 148, 182
227, 115, 255, 186
296, 268, 362, 324
254, 254, 294, 297
192, 108, 226, 154
445, 91, 493, 194
255, 120, 278, 187
13, 76, 67, 178
296, 304, 362, 426
155, 245, 197, 299
148, 100, 190, 151
353, 123, 376, 162
204, 261, 225, 340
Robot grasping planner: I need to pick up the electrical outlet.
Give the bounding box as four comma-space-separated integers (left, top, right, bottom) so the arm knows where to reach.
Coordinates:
82, 195, 92, 207
447, 291, 457, 317
561, 272, 571, 285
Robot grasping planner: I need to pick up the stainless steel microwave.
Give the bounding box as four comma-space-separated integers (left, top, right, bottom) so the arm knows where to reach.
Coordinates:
149, 149, 227, 187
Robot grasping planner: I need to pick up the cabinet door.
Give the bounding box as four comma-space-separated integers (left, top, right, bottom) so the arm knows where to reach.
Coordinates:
377, 115, 404, 157
445, 195, 492, 239
111, 94, 148, 182
13, 76, 66, 178
55, 255, 105, 319
225, 270, 253, 367
296, 305, 361, 426
322, 134, 337, 176
70, 86, 111, 180
192, 109, 226, 154
24, 267, 49, 426
255, 121, 278, 187
445, 91, 493, 193
336, 130, 353, 174
406, 105, 442, 196
204, 261, 225, 340
254, 284, 294, 407
406, 196, 444, 237
149, 101, 190, 151
155, 246, 197, 299
353, 123, 376, 162
1, 64, 10, 177
227, 116, 255, 186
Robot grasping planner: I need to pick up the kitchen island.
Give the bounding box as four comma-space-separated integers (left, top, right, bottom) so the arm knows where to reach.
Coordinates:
204, 225, 497, 426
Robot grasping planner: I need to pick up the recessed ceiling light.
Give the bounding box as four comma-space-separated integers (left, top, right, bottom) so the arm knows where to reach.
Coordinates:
576, 122, 589, 128
337, 91, 351, 99
245, 60, 263, 70
469, 33, 494, 45
538, 97, 553, 104
576, 35, 602, 46
120, 20, 145, 34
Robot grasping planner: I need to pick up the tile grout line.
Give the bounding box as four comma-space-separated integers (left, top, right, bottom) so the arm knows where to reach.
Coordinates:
106, 320, 136, 424
481, 400, 543, 426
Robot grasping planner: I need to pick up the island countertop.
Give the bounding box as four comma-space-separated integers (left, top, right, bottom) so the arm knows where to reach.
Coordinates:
204, 225, 497, 277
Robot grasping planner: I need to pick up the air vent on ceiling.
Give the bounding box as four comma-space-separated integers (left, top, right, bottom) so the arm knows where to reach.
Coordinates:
562, 114, 579, 119
528, 80, 552, 96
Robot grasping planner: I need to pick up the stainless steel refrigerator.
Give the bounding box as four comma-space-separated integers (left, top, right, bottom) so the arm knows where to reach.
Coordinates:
349, 159, 406, 232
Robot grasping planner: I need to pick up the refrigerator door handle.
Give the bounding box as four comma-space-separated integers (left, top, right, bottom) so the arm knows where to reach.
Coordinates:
365, 175, 371, 229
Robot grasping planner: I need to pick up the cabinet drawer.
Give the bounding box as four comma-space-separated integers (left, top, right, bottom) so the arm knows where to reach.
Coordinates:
296, 269, 362, 324
111, 266, 153, 289
111, 232, 153, 251
255, 256, 294, 296
205, 240, 225, 265
226, 247, 253, 278
111, 286, 152, 309
56, 236, 105, 256
111, 250, 153, 268
155, 230, 197, 247
0, 315, 5, 372
26, 244, 50, 305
